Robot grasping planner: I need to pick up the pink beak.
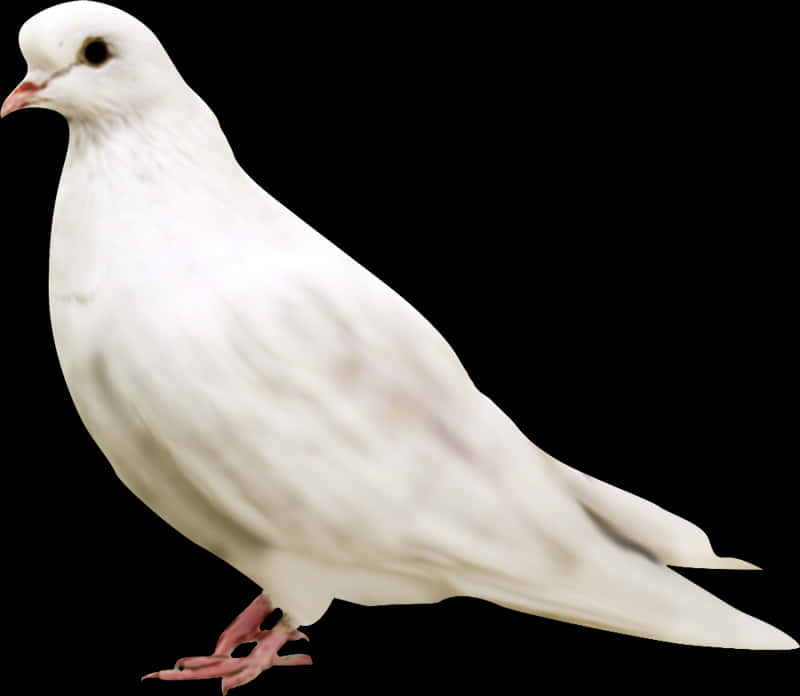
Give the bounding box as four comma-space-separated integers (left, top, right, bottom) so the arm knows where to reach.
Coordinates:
1, 79, 46, 118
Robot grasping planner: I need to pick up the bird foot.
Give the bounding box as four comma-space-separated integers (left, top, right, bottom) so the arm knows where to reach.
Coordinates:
142, 594, 311, 694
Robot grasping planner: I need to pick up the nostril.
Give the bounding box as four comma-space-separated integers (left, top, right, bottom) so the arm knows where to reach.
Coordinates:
15, 80, 46, 95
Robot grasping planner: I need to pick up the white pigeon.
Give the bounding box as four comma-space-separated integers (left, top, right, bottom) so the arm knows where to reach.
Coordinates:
3, 1, 796, 691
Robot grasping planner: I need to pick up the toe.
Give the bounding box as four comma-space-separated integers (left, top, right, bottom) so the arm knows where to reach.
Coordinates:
174, 654, 229, 670
221, 665, 260, 695
275, 653, 313, 667
142, 657, 244, 681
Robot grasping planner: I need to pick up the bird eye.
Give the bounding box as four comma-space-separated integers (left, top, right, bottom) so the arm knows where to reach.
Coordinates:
79, 37, 110, 66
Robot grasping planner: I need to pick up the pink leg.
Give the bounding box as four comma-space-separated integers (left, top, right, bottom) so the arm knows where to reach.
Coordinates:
142, 595, 311, 694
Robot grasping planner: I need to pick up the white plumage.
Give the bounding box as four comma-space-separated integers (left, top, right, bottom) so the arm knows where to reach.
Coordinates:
7, 1, 795, 671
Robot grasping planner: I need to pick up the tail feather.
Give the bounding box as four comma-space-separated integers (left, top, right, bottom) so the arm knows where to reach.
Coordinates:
450, 452, 797, 649
455, 550, 797, 650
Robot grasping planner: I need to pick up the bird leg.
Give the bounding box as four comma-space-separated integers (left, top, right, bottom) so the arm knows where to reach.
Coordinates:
142, 594, 311, 694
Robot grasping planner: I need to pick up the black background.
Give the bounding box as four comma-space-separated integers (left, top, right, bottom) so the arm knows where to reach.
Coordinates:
1, 1, 796, 693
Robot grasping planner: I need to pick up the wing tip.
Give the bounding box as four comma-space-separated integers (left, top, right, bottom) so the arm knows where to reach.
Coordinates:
669, 556, 762, 571
715, 556, 762, 571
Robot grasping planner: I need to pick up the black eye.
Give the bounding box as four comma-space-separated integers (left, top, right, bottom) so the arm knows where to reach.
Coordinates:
81, 39, 110, 66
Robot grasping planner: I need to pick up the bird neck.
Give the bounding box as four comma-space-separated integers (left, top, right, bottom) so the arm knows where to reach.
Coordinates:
64, 90, 239, 184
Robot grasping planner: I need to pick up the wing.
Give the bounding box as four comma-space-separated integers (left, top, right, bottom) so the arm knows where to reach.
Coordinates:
138, 245, 794, 649
184, 249, 596, 567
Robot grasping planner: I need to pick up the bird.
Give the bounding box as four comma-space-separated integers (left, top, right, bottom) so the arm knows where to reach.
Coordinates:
2, 1, 795, 692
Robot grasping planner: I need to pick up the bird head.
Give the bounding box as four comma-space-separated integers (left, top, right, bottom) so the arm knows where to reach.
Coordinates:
2, 1, 182, 121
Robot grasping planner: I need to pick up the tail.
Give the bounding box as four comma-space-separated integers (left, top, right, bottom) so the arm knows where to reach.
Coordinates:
555, 461, 760, 569
448, 454, 796, 650
454, 550, 797, 650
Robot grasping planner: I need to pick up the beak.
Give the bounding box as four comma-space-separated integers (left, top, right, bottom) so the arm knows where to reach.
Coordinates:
1, 73, 49, 118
